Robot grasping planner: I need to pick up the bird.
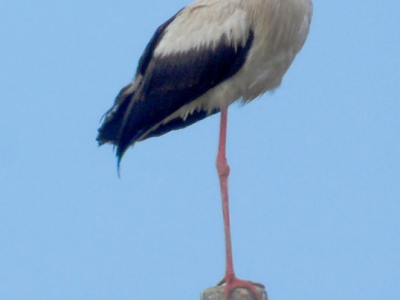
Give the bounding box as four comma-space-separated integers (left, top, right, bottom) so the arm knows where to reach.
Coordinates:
97, 0, 313, 299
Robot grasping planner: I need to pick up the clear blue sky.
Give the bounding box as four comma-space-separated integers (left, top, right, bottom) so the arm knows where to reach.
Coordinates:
1, 1, 399, 299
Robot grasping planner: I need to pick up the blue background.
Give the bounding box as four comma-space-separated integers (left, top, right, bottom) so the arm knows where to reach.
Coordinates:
1, 1, 399, 299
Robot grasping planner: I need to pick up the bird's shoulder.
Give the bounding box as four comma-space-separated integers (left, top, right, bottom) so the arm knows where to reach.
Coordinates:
154, 0, 250, 56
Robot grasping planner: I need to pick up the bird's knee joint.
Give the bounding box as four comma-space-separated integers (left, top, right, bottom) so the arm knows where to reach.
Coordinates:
216, 160, 230, 177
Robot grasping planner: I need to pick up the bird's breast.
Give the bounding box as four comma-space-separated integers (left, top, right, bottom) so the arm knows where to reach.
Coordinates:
211, 0, 313, 103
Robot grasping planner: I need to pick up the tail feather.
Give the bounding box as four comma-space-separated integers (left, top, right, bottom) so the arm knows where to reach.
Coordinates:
97, 82, 220, 165
96, 84, 135, 146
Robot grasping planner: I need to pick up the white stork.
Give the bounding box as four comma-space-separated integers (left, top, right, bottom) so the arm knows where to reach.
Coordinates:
97, 0, 313, 299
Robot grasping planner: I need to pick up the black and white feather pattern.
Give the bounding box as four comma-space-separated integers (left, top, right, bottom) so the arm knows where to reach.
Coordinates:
97, 0, 313, 164
97, 5, 254, 162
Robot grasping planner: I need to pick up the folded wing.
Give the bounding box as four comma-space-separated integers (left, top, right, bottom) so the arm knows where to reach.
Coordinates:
97, 4, 253, 163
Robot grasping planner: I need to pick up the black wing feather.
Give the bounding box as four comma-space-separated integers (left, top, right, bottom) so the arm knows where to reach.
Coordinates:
97, 15, 254, 164
96, 10, 182, 146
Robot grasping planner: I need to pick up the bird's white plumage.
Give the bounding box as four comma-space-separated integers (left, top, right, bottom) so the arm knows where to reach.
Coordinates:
155, 0, 249, 55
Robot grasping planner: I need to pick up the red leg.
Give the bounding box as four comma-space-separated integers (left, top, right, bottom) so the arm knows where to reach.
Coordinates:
216, 108, 263, 300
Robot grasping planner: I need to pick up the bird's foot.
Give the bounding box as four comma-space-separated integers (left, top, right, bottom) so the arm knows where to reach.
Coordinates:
217, 275, 264, 300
